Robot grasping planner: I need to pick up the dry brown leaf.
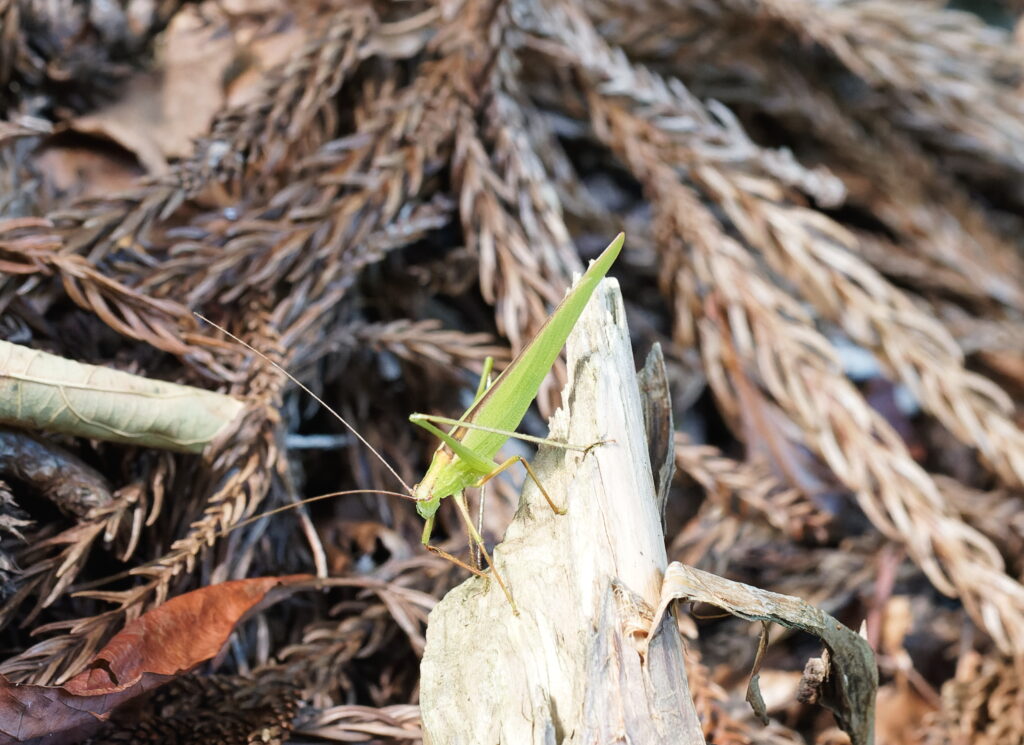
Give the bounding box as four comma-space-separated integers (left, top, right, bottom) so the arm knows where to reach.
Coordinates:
67, 7, 304, 173
875, 683, 934, 745
32, 140, 143, 200
0, 575, 312, 743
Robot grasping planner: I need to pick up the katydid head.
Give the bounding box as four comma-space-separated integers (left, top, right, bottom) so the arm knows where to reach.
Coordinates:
412, 449, 451, 519
414, 494, 441, 520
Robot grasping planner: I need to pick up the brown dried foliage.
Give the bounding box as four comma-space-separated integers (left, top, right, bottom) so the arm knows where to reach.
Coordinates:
923, 651, 1024, 745
0, 0, 1022, 742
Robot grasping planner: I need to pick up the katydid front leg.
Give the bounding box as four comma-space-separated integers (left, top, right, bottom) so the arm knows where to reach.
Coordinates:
410, 414, 603, 453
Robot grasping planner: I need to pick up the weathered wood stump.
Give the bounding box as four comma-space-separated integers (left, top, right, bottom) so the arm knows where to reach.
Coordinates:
420, 278, 704, 744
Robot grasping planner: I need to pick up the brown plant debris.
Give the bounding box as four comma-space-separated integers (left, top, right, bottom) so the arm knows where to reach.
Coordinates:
922, 651, 1024, 745
0, 575, 312, 743
649, 562, 877, 745
0, 0, 1022, 742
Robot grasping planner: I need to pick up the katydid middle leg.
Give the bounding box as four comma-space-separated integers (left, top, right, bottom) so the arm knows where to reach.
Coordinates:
474, 454, 567, 515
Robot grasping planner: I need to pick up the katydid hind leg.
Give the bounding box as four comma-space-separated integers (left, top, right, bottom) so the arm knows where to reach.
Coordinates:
419, 491, 517, 611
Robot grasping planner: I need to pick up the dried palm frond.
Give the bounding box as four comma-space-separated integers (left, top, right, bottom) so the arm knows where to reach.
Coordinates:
454, 51, 581, 348
613, 0, 1024, 194
746, 0, 1024, 188
517, 1, 1024, 658
675, 434, 831, 543
719, 67, 1023, 313
340, 320, 509, 373
593, 0, 1024, 312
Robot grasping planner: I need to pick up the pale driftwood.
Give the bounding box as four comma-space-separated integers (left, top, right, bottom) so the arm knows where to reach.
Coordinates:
420, 279, 704, 745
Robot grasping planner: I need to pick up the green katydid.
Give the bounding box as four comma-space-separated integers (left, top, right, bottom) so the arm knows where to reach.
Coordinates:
405, 233, 624, 606
199, 231, 624, 612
